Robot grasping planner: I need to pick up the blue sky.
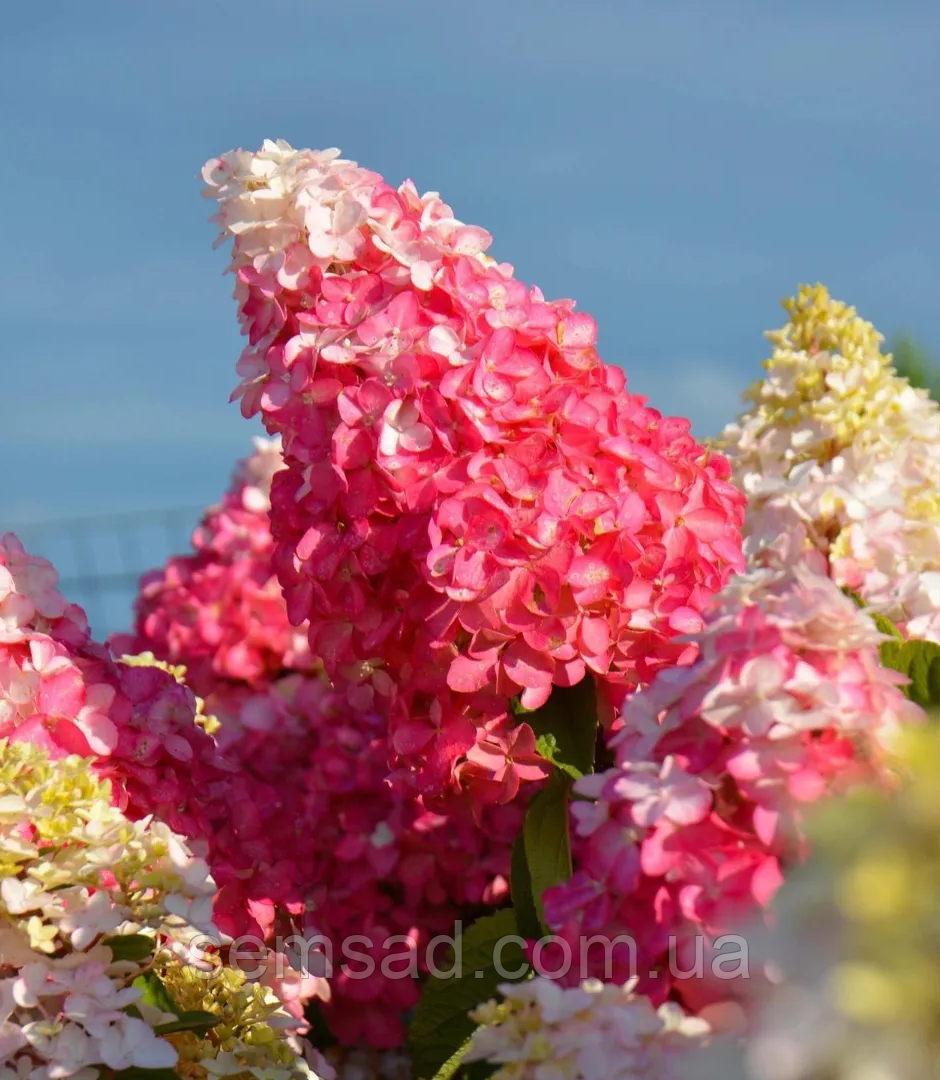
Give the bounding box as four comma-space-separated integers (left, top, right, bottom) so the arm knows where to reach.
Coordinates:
2, 0, 938, 631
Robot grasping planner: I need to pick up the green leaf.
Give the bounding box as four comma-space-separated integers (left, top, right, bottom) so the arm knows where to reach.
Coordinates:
101, 933, 155, 963
131, 971, 180, 1017
903, 641, 940, 711
929, 664, 940, 711
523, 772, 573, 932
524, 678, 599, 781
533, 733, 581, 781
510, 835, 541, 941
840, 590, 939, 709
890, 332, 940, 401
878, 639, 940, 711
409, 910, 529, 1080
153, 1010, 219, 1037
128, 973, 219, 1037
511, 680, 596, 938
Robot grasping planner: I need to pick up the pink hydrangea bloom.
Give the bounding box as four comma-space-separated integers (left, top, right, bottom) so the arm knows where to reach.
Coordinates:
203, 140, 747, 804
0, 535, 224, 842
113, 437, 315, 697
199, 675, 518, 1048
1, 529, 509, 1050
0, 534, 334, 1042
120, 446, 519, 1048
543, 542, 924, 1015
0, 532, 90, 647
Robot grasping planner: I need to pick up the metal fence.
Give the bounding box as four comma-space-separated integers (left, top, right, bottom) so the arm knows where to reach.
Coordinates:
5, 507, 205, 639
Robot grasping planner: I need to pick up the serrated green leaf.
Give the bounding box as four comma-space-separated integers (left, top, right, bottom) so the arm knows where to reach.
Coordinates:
523, 772, 572, 933
929, 663, 940, 711
878, 639, 940, 710
153, 1010, 219, 1037
880, 639, 903, 673
510, 835, 541, 941
904, 641, 940, 710
132, 971, 180, 1017
101, 933, 155, 963
409, 910, 528, 1080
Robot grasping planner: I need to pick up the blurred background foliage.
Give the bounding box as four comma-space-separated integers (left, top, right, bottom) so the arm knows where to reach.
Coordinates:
890, 333, 940, 401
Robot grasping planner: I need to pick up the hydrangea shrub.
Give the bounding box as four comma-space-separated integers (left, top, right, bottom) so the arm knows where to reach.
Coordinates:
3, 138, 938, 1080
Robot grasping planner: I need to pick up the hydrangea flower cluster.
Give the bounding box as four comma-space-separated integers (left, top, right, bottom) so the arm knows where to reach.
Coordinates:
696, 724, 940, 1080
0, 738, 325, 1080
198, 675, 521, 1050
122, 445, 520, 1049
0, 533, 225, 845
2, 532, 312, 1036
202, 139, 746, 802
464, 976, 711, 1080
0, 739, 218, 1078
156, 956, 331, 1080
715, 285, 940, 643
542, 541, 924, 1015
0, 536, 89, 648
117, 436, 315, 699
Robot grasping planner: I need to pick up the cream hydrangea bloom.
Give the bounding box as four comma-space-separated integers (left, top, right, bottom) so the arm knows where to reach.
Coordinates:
0, 740, 216, 1078
465, 976, 710, 1080
0, 741, 325, 1080
158, 960, 327, 1080
714, 284, 940, 642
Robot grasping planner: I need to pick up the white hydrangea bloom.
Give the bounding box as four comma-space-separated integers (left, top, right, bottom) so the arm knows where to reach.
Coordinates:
465, 976, 711, 1080
714, 285, 940, 642
0, 742, 216, 1079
